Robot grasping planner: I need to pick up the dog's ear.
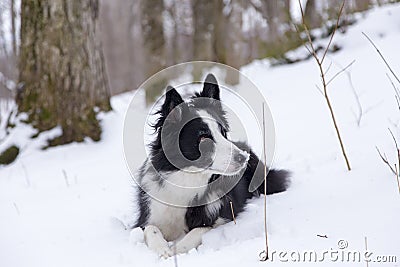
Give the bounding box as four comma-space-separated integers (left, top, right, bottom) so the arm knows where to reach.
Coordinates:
200, 74, 220, 100
161, 86, 183, 121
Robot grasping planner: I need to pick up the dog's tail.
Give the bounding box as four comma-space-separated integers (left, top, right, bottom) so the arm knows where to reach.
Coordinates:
257, 169, 290, 195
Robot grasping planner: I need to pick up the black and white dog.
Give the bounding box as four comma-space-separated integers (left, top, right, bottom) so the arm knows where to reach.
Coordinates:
134, 74, 289, 257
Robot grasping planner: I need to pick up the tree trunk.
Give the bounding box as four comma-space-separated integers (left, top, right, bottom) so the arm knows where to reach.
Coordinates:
191, 0, 223, 81
11, 0, 17, 57
140, 0, 166, 104
223, 0, 243, 85
18, 0, 111, 146
304, 0, 322, 29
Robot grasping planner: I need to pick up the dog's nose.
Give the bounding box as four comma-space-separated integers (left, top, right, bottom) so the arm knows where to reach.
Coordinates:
234, 153, 246, 164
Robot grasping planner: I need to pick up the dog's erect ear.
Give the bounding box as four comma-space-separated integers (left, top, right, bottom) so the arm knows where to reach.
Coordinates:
201, 74, 220, 100
162, 86, 183, 121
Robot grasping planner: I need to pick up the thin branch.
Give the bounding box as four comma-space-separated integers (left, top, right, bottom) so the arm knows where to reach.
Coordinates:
259, 102, 269, 262
229, 201, 236, 224
321, 1, 346, 64
362, 32, 400, 85
347, 70, 363, 126
388, 128, 400, 194
396, 164, 400, 194
62, 169, 70, 187
326, 60, 356, 86
324, 61, 333, 76
386, 73, 400, 111
298, 0, 351, 171
293, 23, 313, 56
388, 128, 398, 153
298, 0, 318, 60
333, 58, 363, 126
315, 84, 324, 97
376, 146, 396, 175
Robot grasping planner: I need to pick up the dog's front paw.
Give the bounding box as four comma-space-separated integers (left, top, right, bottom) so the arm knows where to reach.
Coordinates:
154, 244, 174, 259
170, 242, 190, 255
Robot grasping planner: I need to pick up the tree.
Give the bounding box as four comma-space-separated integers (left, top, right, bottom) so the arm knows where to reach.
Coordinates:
140, 0, 166, 104
304, 0, 322, 29
17, 0, 111, 146
11, 0, 17, 57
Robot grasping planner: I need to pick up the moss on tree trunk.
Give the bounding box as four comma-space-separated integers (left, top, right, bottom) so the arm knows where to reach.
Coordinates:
18, 0, 111, 146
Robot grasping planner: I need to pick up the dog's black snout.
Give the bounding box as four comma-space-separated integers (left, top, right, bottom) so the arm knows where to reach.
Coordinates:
234, 153, 246, 164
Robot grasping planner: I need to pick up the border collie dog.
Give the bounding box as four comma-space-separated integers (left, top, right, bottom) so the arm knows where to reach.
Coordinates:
134, 74, 289, 258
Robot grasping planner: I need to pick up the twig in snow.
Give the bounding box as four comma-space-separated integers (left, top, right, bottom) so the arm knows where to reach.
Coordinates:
259, 102, 269, 261
62, 169, 70, 187
229, 201, 236, 224
298, 0, 352, 171
332, 59, 363, 126
347, 69, 363, 126
317, 234, 328, 238
376, 129, 400, 194
376, 146, 396, 175
326, 60, 356, 86
388, 129, 400, 194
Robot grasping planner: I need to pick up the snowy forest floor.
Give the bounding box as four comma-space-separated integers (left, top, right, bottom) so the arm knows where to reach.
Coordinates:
1, 3, 400, 267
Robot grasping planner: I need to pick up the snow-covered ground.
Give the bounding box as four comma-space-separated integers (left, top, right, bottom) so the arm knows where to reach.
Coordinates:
1, 3, 400, 267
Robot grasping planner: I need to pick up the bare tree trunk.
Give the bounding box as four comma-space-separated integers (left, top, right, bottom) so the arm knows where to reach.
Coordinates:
351, 0, 371, 12
18, 0, 111, 146
192, 0, 223, 80
192, 0, 215, 62
264, 1, 279, 40
11, 0, 17, 57
140, 0, 166, 104
224, 0, 243, 85
304, 0, 322, 29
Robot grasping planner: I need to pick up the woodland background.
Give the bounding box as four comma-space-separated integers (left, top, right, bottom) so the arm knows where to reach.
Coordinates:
0, 0, 398, 148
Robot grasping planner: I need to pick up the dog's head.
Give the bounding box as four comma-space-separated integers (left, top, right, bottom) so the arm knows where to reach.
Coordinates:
151, 74, 249, 176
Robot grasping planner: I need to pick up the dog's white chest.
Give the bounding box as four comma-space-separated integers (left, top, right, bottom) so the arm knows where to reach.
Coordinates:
148, 202, 188, 241
144, 171, 210, 241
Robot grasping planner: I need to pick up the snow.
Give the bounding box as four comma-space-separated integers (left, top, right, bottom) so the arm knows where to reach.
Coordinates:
1, 3, 400, 267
